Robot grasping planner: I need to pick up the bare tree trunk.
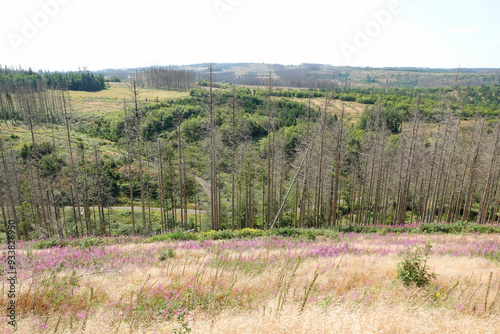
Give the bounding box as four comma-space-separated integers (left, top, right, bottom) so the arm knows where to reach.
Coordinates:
131, 81, 147, 235
332, 104, 345, 226
124, 101, 135, 234
0, 190, 8, 237
62, 92, 84, 237
422, 123, 441, 223
315, 96, 327, 228
231, 88, 237, 230
396, 99, 420, 225
431, 117, 454, 222
208, 65, 220, 230
270, 123, 319, 230
94, 145, 106, 235
278, 129, 286, 227
443, 122, 461, 222
373, 131, 386, 224
464, 119, 485, 222
299, 98, 313, 228
177, 125, 185, 230
453, 119, 479, 221
266, 73, 274, 229
79, 144, 91, 236
70, 184, 79, 237
25, 97, 50, 237
262, 175, 266, 228
238, 177, 242, 229
157, 140, 166, 233
0, 140, 19, 239
478, 123, 500, 223
293, 176, 299, 228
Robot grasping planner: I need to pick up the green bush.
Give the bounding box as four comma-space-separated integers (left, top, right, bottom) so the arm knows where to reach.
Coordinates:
32, 238, 68, 249
210, 230, 235, 240
301, 230, 317, 241
144, 231, 198, 243
234, 228, 264, 238
274, 227, 300, 237
159, 248, 176, 261
169, 231, 198, 241
396, 242, 436, 287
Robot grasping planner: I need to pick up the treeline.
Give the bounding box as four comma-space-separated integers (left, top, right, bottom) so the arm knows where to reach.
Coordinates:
0, 66, 106, 92
134, 67, 197, 91
44, 71, 105, 92
0, 68, 106, 123
1, 66, 500, 241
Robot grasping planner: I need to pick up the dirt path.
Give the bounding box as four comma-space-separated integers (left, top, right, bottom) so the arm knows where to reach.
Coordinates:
193, 175, 211, 197
63, 175, 211, 215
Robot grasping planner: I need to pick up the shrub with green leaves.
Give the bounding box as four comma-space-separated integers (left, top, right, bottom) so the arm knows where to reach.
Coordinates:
159, 248, 176, 261
396, 242, 436, 287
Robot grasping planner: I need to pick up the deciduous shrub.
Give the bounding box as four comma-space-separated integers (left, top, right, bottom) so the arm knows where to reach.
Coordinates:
397, 242, 437, 287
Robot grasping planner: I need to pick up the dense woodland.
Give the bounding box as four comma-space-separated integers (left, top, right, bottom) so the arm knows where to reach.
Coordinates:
1, 65, 500, 240
0, 67, 106, 92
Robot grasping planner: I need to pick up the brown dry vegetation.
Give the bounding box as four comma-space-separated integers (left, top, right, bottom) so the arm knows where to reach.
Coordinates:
68, 82, 189, 118
3, 234, 499, 333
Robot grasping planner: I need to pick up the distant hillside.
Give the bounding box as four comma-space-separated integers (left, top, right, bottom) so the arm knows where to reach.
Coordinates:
95, 63, 500, 89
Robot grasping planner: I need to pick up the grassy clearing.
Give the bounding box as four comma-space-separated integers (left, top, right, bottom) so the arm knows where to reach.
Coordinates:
0, 82, 191, 160
1, 233, 499, 333
70, 82, 190, 100
0, 81, 190, 156
295, 97, 366, 123
69, 82, 189, 118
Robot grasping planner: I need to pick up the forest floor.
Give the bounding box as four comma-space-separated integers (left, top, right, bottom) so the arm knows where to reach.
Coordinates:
2, 232, 499, 333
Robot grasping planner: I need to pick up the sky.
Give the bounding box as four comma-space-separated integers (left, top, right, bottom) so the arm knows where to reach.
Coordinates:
1, 0, 499, 72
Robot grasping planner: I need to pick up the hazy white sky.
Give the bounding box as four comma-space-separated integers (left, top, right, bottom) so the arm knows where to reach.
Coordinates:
1, 0, 499, 71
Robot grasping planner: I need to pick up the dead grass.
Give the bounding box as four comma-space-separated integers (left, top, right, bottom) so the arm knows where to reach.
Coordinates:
2, 235, 500, 333
289, 97, 366, 123
70, 82, 189, 101
68, 82, 189, 118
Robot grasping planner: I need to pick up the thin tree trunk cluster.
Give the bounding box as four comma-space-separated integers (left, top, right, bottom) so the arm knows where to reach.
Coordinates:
134, 67, 196, 92
3, 68, 500, 241
0, 79, 64, 124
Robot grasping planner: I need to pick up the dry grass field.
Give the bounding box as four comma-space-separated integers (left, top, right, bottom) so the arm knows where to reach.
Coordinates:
68, 82, 190, 118
2, 232, 499, 333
